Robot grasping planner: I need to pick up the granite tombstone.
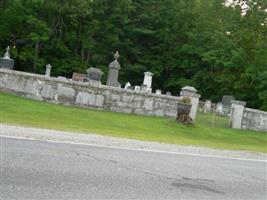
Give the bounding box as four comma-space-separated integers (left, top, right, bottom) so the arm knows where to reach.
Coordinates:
0, 46, 14, 70
106, 51, 121, 87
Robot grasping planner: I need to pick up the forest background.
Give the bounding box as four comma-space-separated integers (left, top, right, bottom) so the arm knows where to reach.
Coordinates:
0, 0, 266, 110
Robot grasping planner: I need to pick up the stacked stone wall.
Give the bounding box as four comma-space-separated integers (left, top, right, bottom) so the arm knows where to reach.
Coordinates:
242, 108, 267, 132
0, 69, 179, 118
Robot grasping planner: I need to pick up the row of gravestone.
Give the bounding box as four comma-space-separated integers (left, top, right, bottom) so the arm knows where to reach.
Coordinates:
199, 95, 235, 116
65, 51, 171, 95
0, 48, 170, 96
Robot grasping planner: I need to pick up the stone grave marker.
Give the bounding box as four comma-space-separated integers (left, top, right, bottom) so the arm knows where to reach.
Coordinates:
156, 89, 162, 95
204, 100, 212, 113
216, 102, 224, 116
222, 95, 235, 108
134, 86, 141, 92
45, 64, 52, 77
106, 51, 121, 87
86, 67, 103, 82
143, 72, 153, 92
0, 46, 14, 70
72, 72, 86, 82
166, 91, 171, 96
124, 82, 131, 89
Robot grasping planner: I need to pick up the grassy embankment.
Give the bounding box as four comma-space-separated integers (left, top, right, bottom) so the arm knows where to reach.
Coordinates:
1, 92, 266, 153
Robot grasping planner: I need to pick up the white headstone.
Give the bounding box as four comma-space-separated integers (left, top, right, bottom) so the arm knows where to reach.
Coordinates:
143, 71, 153, 91
204, 100, 212, 113
124, 82, 131, 89
229, 100, 246, 129
3, 46, 11, 59
134, 86, 141, 91
45, 64, 52, 77
156, 89, 162, 95
216, 103, 224, 116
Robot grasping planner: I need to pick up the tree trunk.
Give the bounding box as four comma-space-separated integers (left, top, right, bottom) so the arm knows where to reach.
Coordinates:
33, 41, 39, 73
75, 19, 82, 56
176, 113, 193, 124
85, 49, 91, 66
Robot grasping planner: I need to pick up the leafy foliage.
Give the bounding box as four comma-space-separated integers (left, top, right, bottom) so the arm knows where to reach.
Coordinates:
0, 0, 266, 110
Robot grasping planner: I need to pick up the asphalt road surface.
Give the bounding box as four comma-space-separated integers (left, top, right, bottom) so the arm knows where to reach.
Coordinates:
1, 137, 266, 199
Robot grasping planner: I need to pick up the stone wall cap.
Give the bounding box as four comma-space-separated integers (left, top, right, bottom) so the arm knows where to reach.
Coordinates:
244, 107, 267, 115
181, 86, 197, 92
231, 100, 246, 106
1, 57, 13, 61
144, 71, 154, 76
87, 67, 103, 74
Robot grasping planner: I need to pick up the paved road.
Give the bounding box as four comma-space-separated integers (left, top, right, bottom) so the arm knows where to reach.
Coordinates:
1, 137, 266, 199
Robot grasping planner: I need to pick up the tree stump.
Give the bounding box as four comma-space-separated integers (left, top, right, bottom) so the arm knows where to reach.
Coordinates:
176, 113, 193, 124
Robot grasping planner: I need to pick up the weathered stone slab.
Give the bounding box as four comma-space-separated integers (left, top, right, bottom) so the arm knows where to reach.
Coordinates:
144, 98, 153, 110
76, 92, 90, 105
25, 80, 39, 95
57, 84, 75, 98
40, 85, 55, 99
95, 95, 104, 107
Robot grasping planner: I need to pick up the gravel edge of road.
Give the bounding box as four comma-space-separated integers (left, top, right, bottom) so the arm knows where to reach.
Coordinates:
1, 124, 266, 161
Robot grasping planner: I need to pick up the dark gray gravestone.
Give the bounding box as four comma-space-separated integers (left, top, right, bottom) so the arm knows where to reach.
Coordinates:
86, 67, 103, 82
222, 95, 235, 107
0, 46, 14, 70
106, 51, 121, 87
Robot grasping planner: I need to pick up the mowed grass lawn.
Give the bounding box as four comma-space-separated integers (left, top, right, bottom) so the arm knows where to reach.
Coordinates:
1, 91, 266, 153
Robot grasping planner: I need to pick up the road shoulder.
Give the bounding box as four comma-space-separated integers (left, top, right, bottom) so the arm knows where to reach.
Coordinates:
1, 124, 266, 161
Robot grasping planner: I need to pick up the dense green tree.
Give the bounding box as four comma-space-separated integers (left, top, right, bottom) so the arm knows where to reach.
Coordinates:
0, 0, 266, 110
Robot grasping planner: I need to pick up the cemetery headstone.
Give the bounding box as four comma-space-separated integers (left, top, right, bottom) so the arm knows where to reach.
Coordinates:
45, 64, 52, 77
0, 46, 14, 70
156, 89, 162, 95
141, 84, 147, 92
124, 82, 131, 89
86, 67, 103, 82
72, 72, 86, 82
222, 95, 235, 107
204, 100, 212, 113
143, 72, 153, 92
216, 102, 224, 116
166, 91, 171, 96
106, 51, 121, 87
222, 95, 235, 115
134, 86, 141, 92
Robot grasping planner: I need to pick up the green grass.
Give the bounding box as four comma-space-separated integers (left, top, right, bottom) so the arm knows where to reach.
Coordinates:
1, 91, 266, 153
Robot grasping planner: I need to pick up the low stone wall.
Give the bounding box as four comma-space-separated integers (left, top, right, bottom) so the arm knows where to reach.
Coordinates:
0, 69, 180, 118
242, 108, 267, 132
229, 100, 267, 132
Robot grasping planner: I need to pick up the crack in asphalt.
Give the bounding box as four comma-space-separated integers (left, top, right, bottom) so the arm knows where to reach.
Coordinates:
74, 151, 224, 194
